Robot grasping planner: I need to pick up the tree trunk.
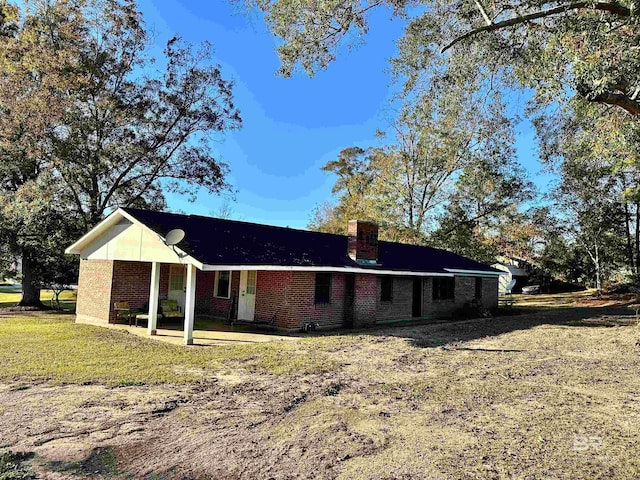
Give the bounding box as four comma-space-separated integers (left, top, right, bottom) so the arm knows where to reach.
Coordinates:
594, 241, 602, 292
636, 202, 640, 277
622, 186, 635, 273
18, 252, 44, 308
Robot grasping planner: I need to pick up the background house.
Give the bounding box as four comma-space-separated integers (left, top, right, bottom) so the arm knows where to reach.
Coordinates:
66, 208, 502, 343
492, 257, 531, 294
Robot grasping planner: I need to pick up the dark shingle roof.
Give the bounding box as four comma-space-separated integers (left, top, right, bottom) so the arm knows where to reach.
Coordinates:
122, 208, 499, 274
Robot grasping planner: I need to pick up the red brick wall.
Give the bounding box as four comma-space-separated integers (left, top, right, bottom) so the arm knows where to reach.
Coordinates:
194, 270, 214, 314
76, 260, 499, 330
348, 220, 379, 262
110, 261, 152, 323
375, 276, 414, 321
422, 276, 499, 318
294, 272, 347, 329
159, 264, 170, 299
254, 271, 293, 327
77, 260, 152, 325
481, 277, 499, 309
353, 274, 377, 327
208, 271, 239, 317
76, 259, 114, 324
157, 267, 239, 317
423, 277, 457, 318
254, 271, 348, 329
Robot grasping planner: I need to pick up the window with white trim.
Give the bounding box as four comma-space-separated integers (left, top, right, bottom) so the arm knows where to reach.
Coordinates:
214, 271, 231, 298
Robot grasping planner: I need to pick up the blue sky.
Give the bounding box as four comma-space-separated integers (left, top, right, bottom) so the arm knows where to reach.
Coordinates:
140, 0, 554, 229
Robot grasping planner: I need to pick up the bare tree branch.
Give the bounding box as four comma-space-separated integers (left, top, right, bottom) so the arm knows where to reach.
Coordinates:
442, 1, 631, 52
473, 0, 493, 25
588, 90, 640, 117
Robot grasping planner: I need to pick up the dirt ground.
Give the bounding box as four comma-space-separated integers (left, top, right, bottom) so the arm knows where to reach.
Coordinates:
2, 295, 640, 479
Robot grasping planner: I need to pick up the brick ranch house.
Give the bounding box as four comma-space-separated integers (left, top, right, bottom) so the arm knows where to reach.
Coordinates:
66, 208, 503, 344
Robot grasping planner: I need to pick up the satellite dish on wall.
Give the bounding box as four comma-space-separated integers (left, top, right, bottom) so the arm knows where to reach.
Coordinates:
165, 229, 185, 246
506, 279, 517, 293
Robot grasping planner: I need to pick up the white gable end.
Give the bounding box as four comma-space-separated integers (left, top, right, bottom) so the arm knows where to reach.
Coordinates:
67, 208, 202, 268
79, 221, 182, 264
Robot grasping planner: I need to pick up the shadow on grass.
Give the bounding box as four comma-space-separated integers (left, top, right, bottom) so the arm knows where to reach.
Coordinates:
351, 304, 638, 349
0, 303, 76, 313
44, 446, 186, 480
0, 451, 36, 480
45, 447, 121, 477
112, 301, 639, 349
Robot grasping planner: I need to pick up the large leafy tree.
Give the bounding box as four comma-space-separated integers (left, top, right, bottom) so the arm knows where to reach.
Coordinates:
310, 88, 533, 251
0, 0, 85, 306
0, 174, 83, 305
52, 0, 242, 229
0, 0, 241, 306
241, 0, 640, 119
555, 159, 628, 289
538, 100, 640, 286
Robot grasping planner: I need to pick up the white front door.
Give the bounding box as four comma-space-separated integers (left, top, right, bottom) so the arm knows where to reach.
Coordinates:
238, 270, 257, 321
168, 265, 186, 310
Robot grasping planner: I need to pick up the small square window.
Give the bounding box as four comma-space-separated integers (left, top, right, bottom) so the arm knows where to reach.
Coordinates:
315, 273, 331, 304
214, 271, 231, 298
380, 277, 393, 302
433, 277, 455, 300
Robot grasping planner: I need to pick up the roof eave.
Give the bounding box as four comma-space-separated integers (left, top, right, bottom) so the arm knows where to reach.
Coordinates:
119, 209, 204, 269
65, 208, 205, 269
202, 264, 455, 276
65, 209, 125, 254
444, 268, 506, 276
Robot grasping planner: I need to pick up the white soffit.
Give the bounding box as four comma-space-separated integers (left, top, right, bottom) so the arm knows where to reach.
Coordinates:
202, 264, 455, 276
444, 268, 506, 276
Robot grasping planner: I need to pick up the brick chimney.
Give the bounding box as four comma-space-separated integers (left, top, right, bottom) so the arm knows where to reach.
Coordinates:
348, 220, 379, 264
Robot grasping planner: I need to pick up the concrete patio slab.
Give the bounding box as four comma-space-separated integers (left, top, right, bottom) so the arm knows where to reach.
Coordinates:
110, 324, 298, 346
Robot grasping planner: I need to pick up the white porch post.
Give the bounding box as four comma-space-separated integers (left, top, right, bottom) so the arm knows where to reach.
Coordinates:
183, 263, 197, 345
147, 262, 160, 336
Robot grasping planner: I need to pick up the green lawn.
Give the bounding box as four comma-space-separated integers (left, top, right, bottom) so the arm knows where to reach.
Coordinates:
507, 289, 596, 309
0, 313, 336, 385
0, 287, 77, 310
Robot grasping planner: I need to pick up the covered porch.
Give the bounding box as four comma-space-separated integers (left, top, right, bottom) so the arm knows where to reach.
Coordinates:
117, 262, 260, 345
